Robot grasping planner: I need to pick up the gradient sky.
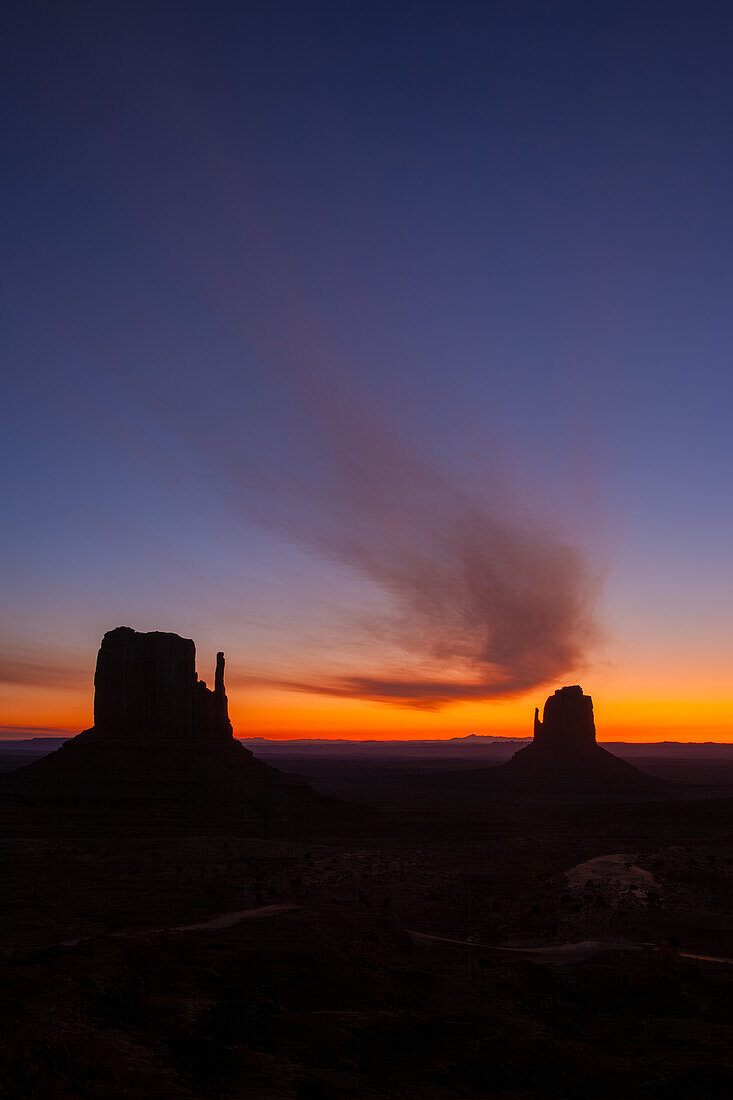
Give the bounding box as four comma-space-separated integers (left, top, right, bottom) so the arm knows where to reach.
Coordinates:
2, 1, 732, 742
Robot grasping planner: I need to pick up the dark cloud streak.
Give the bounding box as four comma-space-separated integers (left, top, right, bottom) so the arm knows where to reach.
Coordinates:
108, 65, 598, 710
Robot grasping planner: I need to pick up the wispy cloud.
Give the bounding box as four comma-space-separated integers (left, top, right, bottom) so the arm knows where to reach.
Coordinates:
241, 454, 595, 708
0, 726, 75, 738
106, 66, 599, 710
182, 365, 597, 708
0, 656, 90, 690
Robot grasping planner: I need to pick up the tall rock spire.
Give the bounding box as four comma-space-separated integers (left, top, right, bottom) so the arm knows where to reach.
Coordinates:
214, 650, 229, 726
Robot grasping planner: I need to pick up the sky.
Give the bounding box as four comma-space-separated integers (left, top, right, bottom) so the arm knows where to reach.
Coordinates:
2, 1, 732, 742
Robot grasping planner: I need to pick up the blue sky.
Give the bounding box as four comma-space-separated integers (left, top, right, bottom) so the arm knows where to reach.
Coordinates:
2, 1, 732, 738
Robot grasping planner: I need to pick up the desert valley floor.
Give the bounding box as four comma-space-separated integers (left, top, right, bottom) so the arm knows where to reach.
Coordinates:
0, 743, 731, 1099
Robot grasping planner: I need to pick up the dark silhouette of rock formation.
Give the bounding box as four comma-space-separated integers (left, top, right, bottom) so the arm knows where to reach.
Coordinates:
532, 685, 596, 750
92, 628, 232, 742
6, 627, 334, 833
492, 686, 659, 791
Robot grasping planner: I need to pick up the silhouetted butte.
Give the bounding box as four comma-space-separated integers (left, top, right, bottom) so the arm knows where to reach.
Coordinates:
491, 686, 659, 791
6, 627, 332, 832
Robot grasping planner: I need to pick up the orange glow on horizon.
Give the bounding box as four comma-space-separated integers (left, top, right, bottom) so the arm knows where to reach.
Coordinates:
3, 677, 731, 743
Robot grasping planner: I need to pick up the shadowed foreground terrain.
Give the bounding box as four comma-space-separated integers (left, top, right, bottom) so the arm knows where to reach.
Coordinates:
1, 644, 731, 1097
1, 785, 732, 1096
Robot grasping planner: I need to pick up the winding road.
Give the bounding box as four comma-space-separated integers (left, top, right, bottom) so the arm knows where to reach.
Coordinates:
52, 905, 733, 967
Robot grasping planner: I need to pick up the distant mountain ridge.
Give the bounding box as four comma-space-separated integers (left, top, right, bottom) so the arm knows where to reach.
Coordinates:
240, 735, 733, 756
242, 734, 531, 750
2, 732, 732, 757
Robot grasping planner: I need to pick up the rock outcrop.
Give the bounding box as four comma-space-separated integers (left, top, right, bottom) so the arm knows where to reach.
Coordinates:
92, 627, 232, 741
532, 685, 596, 750
492, 685, 657, 791
6, 627, 333, 833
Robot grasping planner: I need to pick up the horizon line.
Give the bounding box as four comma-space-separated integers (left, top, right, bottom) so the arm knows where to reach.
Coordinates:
2, 727, 732, 747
